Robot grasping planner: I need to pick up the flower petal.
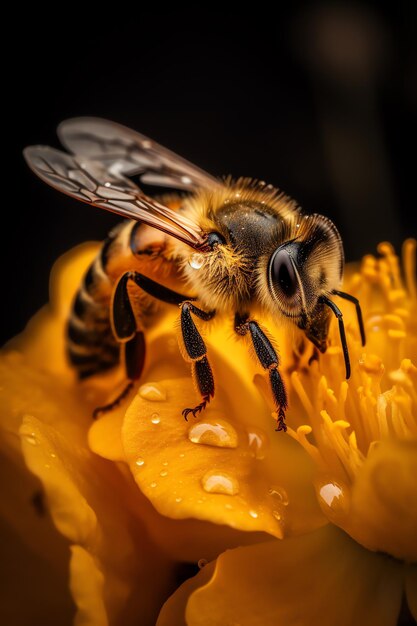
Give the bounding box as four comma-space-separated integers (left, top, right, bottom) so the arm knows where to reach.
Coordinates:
70, 545, 108, 626
156, 561, 215, 626
11, 243, 99, 375
123, 368, 324, 542
320, 439, 417, 561
18, 411, 176, 625
179, 526, 403, 626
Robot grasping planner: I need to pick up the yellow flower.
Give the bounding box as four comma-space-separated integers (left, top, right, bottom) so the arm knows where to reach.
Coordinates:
157, 240, 417, 626
1, 240, 416, 625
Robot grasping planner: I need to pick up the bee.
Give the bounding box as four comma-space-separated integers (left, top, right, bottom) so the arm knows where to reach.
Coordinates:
24, 118, 365, 431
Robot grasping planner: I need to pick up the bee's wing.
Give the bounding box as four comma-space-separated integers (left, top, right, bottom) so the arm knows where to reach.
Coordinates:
58, 117, 220, 192
24, 146, 208, 250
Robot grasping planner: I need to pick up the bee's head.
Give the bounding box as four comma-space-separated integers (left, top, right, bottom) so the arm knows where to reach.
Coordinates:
265, 215, 344, 330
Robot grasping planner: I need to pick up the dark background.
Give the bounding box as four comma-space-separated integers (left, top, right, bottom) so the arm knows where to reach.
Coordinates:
6, 4, 417, 345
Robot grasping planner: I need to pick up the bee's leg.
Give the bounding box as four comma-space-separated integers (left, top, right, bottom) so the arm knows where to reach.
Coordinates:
93, 272, 193, 419
332, 290, 366, 346
92, 332, 145, 419
235, 313, 287, 432
180, 302, 216, 420
112, 271, 194, 341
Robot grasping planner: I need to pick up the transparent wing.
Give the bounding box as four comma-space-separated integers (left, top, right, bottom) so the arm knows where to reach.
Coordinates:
58, 117, 221, 191
24, 146, 208, 250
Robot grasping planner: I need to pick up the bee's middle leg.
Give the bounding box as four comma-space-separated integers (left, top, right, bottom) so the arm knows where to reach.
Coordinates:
180, 302, 216, 420
234, 313, 287, 432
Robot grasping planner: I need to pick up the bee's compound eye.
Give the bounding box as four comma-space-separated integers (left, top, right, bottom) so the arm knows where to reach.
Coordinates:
269, 248, 298, 298
207, 232, 226, 248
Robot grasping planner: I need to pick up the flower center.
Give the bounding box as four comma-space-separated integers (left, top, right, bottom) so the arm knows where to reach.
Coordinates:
289, 240, 417, 562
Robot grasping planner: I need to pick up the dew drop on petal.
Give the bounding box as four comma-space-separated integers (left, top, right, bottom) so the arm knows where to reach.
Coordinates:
160, 470, 168, 477
162, 461, 169, 467
22, 432, 38, 446
188, 253, 205, 270
268, 486, 289, 506
150, 481, 157, 488
247, 428, 268, 459
249, 510, 258, 519
318, 481, 348, 514
135, 457, 145, 467
139, 383, 167, 402
272, 509, 282, 521
151, 413, 160, 425
188, 418, 238, 448
201, 470, 239, 495
175, 497, 182, 503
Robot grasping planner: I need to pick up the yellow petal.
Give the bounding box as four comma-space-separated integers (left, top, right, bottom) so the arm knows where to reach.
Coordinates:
20, 415, 98, 545
70, 545, 108, 626
10, 243, 99, 375
0, 341, 177, 626
320, 439, 417, 561
123, 368, 324, 542
181, 526, 403, 626
156, 561, 215, 626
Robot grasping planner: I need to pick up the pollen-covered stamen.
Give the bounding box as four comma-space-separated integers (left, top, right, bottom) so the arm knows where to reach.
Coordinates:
287, 240, 417, 560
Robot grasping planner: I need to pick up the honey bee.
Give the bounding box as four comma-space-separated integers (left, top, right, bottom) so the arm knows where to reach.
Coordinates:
24, 118, 365, 431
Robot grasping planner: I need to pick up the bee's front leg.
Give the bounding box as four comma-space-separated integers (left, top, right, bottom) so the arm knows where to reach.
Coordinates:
234, 313, 287, 432
179, 302, 216, 420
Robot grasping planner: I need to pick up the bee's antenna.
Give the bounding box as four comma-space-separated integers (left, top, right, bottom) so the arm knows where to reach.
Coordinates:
319, 296, 351, 379
332, 290, 366, 346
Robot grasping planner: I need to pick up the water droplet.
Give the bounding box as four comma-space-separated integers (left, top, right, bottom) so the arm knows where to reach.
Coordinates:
135, 457, 145, 467
247, 428, 268, 459
188, 253, 205, 270
160, 470, 168, 477
189, 418, 238, 448
268, 486, 289, 506
162, 461, 169, 467
50, 453, 56, 459
23, 432, 37, 446
151, 413, 160, 425
198, 558, 208, 569
318, 481, 349, 514
249, 510, 258, 519
104, 181, 111, 187
181, 175, 192, 185
201, 470, 239, 495
44, 463, 51, 469
235, 192, 241, 198
225, 503, 233, 510
139, 383, 167, 402
179, 452, 185, 458
175, 497, 182, 503
272, 509, 282, 521
150, 481, 157, 488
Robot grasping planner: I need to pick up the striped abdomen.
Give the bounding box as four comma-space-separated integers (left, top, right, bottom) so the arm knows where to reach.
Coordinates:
66, 220, 171, 379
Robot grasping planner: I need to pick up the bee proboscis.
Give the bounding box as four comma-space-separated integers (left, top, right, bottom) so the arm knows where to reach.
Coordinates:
24, 118, 365, 431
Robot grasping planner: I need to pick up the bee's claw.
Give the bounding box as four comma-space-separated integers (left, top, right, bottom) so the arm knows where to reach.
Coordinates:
182, 395, 211, 421
275, 407, 287, 432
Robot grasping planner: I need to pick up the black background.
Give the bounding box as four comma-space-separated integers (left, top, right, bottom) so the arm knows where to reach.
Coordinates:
6, 4, 417, 345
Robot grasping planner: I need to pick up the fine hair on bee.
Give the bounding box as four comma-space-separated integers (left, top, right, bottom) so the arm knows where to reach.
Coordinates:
24, 117, 366, 432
